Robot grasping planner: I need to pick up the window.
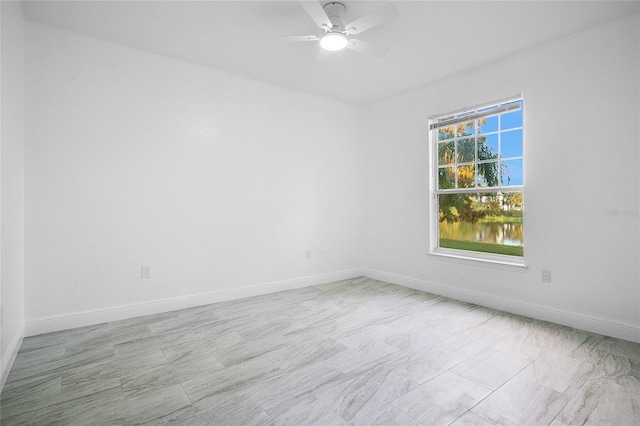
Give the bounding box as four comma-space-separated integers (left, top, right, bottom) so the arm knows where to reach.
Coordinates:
429, 95, 524, 265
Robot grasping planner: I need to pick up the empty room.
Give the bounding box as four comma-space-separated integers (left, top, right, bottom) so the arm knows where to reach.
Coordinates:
1, 0, 639, 424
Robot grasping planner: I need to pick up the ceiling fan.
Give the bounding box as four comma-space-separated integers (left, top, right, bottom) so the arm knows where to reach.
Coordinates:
277, 1, 399, 57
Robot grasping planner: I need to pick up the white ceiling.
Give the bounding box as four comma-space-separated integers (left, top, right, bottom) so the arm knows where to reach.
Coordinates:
20, 0, 639, 106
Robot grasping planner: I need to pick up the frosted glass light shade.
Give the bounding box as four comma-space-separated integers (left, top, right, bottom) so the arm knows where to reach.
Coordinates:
320, 32, 348, 51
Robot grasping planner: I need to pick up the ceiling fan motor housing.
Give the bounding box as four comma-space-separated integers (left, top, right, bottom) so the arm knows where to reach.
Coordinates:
323, 2, 346, 31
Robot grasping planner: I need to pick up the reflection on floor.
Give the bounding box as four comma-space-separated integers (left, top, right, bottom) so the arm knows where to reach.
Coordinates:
2, 277, 639, 425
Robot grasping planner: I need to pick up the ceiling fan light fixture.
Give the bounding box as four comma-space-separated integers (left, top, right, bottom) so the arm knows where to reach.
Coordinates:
320, 32, 348, 51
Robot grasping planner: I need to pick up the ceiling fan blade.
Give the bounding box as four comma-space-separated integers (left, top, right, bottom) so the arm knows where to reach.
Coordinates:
346, 38, 389, 57
269, 35, 320, 42
344, 3, 399, 35
299, 1, 332, 31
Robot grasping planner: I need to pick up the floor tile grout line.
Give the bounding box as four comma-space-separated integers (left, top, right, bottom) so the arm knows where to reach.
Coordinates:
179, 383, 194, 405
448, 360, 532, 424
387, 399, 425, 425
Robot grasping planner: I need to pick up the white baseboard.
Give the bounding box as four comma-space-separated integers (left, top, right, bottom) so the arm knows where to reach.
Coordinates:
362, 268, 640, 344
23, 267, 640, 344
25, 268, 364, 337
1, 324, 25, 391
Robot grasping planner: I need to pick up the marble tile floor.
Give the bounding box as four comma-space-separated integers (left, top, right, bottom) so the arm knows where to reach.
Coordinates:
1, 277, 639, 425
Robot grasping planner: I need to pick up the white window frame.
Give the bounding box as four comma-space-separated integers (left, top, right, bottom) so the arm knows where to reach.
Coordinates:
428, 94, 526, 268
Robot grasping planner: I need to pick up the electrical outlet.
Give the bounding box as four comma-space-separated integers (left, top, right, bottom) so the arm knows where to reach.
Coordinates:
305, 250, 311, 259
141, 266, 151, 279
542, 270, 552, 283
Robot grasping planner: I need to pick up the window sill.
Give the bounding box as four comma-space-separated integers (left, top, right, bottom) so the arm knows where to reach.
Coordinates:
429, 248, 528, 271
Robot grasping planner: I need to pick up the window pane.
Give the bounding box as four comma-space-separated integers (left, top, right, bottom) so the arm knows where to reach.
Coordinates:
438, 126, 455, 141
501, 108, 522, 130
456, 121, 475, 137
438, 166, 455, 189
438, 141, 455, 165
457, 138, 475, 163
477, 161, 500, 187
501, 129, 523, 158
478, 115, 498, 133
478, 134, 498, 161
438, 191, 523, 257
457, 164, 475, 188
433, 97, 524, 260
502, 159, 523, 186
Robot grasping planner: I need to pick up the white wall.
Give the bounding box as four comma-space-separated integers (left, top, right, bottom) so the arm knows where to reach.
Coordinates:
24, 22, 364, 333
362, 14, 640, 342
1, 0, 25, 386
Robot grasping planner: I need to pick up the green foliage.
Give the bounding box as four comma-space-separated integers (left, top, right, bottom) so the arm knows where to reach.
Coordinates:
478, 215, 523, 223
439, 193, 486, 223
436, 120, 509, 224
503, 192, 523, 210
439, 239, 523, 257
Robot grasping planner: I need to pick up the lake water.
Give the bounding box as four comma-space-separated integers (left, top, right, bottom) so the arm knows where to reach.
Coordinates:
439, 221, 523, 246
